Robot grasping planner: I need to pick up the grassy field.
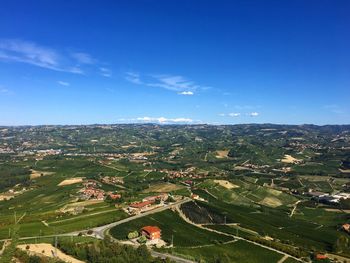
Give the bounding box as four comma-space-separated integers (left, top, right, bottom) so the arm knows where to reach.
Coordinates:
192, 189, 345, 252
198, 179, 297, 208
0, 209, 127, 239
110, 210, 232, 247
0, 157, 130, 239
283, 258, 301, 263
166, 240, 283, 263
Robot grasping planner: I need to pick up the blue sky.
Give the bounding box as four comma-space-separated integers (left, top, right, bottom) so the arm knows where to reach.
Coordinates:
0, 0, 349, 125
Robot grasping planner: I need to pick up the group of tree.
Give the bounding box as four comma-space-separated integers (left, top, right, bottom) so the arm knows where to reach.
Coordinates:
56, 237, 174, 263
0, 165, 31, 191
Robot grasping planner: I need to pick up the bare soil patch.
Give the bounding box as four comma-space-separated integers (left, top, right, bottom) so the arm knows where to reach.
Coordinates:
259, 197, 282, 208
213, 180, 239, 189
281, 154, 301, 164
0, 193, 15, 201
58, 177, 84, 186
143, 182, 184, 193
17, 243, 85, 263
66, 200, 103, 208
30, 169, 55, 179
215, 150, 229, 159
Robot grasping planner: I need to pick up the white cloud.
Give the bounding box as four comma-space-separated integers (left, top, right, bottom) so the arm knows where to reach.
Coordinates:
228, 113, 241, 117
147, 75, 200, 92
178, 91, 194, 96
0, 39, 84, 74
125, 72, 208, 94
0, 39, 110, 76
120, 116, 194, 124
136, 117, 193, 124
234, 105, 262, 110
249, 112, 259, 117
0, 39, 59, 69
0, 88, 9, 93
0, 85, 12, 95
324, 104, 344, 114
125, 72, 142, 84
99, 67, 112, 77
71, 52, 95, 64
218, 113, 226, 117
57, 81, 70, 86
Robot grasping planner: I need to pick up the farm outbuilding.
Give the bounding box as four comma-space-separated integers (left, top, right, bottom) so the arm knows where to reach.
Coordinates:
141, 226, 161, 240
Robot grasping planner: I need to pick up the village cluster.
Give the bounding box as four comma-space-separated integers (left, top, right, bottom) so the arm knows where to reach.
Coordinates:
307, 190, 350, 204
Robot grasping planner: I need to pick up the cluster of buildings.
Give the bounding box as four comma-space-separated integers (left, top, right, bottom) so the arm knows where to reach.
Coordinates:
0, 146, 15, 154
78, 180, 121, 201
161, 167, 207, 180
100, 176, 124, 185
126, 193, 169, 214
65, 152, 153, 162
307, 190, 350, 204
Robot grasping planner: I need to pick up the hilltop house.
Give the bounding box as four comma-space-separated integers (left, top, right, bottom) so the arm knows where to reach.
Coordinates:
108, 192, 122, 200
141, 226, 161, 240
342, 223, 350, 233
143, 193, 168, 202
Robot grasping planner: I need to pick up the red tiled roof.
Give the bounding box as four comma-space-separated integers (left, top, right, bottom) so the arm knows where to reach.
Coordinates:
141, 226, 161, 234
130, 200, 154, 208
316, 254, 327, 259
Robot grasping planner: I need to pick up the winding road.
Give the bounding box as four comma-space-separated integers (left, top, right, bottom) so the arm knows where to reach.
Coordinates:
1, 197, 308, 263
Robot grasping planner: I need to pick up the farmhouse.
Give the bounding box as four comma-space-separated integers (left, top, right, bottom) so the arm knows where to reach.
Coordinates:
79, 187, 105, 200
143, 193, 168, 202
315, 254, 328, 260
141, 226, 161, 240
108, 192, 122, 200
130, 200, 154, 209
342, 223, 350, 233
191, 194, 199, 200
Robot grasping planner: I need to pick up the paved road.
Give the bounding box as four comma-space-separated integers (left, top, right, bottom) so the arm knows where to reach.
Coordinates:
289, 200, 301, 218
151, 251, 195, 263
91, 198, 191, 239
277, 255, 289, 263
0, 198, 306, 263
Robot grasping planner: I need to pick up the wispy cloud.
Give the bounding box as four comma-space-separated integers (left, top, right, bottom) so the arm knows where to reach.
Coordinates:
219, 112, 241, 117
57, 81, 70, 86
234, 105, 261, 110
249, 112, 259, 117
125, 71, 209, 94
71, 52, 95, 64
229, 113, 241, 117
0, 85, 12, 95
119, 116, 194, 124
0, 88, 9, 94
324, 104, 344, 114
125, 72, 142, 84
0, 39, 83, 74
99, 67, 112, 77
178, 91, 194, 96
147, 75, 201, 92
0, 39, 108, 76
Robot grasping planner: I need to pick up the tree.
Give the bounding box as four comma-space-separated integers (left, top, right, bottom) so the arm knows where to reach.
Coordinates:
333, 235, 349, 253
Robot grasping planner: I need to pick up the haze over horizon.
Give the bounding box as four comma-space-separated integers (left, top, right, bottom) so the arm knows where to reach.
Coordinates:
1, 0, 349, 125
